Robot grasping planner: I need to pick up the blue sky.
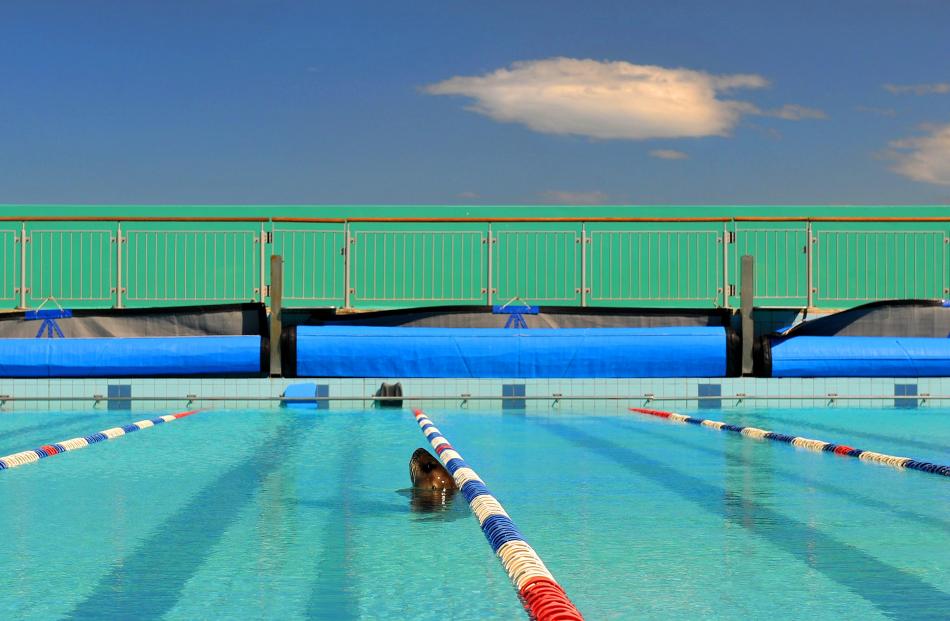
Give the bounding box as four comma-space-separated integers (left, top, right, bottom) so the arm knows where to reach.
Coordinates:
1, 1, 948, 204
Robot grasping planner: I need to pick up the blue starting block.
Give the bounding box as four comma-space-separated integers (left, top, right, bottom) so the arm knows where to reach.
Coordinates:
492, 304, 539, 329
24, 308, 72, 338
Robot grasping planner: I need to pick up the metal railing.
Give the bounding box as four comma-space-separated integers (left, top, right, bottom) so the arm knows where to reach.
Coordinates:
493, 229, 580, 303
814, 229, 949, 303
272, 228, 346, 303
122, 229, 261, 305
0, 217, 947, 311
733, 227, 809, 303
0, 394, 945, 408
27, 228, 115, 305
588, 229, 723, 304
349, 229, 487, 304
0, 227, 17, 302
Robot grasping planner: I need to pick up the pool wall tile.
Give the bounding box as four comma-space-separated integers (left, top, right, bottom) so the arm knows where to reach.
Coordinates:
1, 376, 950, 411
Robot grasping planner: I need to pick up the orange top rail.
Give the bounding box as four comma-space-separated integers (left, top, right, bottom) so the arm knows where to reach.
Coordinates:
0, 216, 948, 223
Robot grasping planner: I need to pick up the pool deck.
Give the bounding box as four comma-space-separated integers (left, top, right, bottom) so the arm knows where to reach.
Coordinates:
0, 377, 947, 411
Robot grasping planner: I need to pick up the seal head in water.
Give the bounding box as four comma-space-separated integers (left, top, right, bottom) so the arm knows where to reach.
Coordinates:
409, 448, 457, 491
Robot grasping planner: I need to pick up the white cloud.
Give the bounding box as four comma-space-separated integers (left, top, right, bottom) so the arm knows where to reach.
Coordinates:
425, 58, 821, 141
760, 104, 828, 120
884, 82, 950, 95
888, 124, 950, 185
649, 149, 688, 160
456, 191, 480, 199
538, 190, 611, 204
855, 105, 897, 117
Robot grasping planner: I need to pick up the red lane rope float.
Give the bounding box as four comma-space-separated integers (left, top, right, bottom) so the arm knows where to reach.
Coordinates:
630, 407, 950, 478
0, 409, 206, 471
413, 409, 584, 621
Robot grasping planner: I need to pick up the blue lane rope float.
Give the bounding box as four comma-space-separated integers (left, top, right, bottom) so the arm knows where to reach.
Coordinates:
0, 409, 205, 471
630, 407, 950, 478
413, 409, 584, 621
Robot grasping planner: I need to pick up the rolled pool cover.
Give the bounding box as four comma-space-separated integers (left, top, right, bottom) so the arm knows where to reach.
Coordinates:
0, 335, 264, 377
290, 325, 731, 378
767, 336, 950, 377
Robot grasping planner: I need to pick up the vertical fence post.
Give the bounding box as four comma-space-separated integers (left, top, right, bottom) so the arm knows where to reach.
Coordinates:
259, 222, 267, 303
741, 254, 755, 376
269, 254, 283, 377
723, 222, 731, 309
806, 221, 814, 308
116, 223, 124, 309
580, 224, 587, 307
343, 222, 351, 310
18, 222, 27, 309
486, 223, 493, 306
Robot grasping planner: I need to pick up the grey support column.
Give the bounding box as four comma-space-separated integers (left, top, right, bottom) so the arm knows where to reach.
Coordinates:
269, 254, 283, 377
740, 254, 755, 376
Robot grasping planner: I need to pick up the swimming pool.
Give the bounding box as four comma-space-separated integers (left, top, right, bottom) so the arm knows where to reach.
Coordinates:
1, 407, 948, 619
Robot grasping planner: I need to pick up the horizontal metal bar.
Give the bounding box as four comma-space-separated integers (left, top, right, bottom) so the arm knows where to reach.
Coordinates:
4, 216, 950, 224
0, 217, 269, 222
0, 394, 945, 403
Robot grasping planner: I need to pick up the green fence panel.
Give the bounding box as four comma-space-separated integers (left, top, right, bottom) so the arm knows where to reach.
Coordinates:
121, 222, 263, 307
24, 221, 117, 309
272, 223, 346, 307
491, 223, 582, 306
586, 223, 724, 308
348, 223, 488, 308
730, 223, 809, 307
3, 214, 948, 313
0, 223, 20, 309
812, 223, 950, 307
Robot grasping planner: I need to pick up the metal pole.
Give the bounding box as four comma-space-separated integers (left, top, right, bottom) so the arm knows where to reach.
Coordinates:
1, 393, 943, 404
116, 223, 123, 309
486, 223, 493, 306
343, 222, 351, 309
723, 221, 730, 309
18, 222, 26, 309
806, 221, 813, 309
269, 254, 283, 377
740, 254, 755, 376
259, 222, 267, 303
580, 224, 587, 307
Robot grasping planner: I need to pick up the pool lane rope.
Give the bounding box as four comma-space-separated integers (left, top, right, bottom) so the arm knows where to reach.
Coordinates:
0, 409, 205, 471
630, 407, 949, 478
413, 409, 584, 621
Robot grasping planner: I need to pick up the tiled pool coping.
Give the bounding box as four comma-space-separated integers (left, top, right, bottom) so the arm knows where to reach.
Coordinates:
0, 377, 948, 411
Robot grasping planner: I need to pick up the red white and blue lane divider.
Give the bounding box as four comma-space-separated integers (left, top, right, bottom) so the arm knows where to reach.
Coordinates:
630, 407, 950, 478
0, 409, 205, 471
413, 409, 584, 621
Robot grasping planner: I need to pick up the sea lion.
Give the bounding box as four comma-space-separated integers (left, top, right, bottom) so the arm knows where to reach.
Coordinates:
409, 448, 458, 491
407, 448, 458, 514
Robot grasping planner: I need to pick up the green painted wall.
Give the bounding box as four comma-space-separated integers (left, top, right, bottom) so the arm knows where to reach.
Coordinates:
0, 205, 947, 311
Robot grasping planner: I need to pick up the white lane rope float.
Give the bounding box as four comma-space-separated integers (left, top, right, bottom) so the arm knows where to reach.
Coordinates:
0, 409, 205, 471
630, 407, 949, 477
413, 409, 584, 621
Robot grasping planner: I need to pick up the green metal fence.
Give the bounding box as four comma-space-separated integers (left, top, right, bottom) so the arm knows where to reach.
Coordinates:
811, 222, 949, 306
587, 222, 725, 307
347, 223, 489, 308
492, 222, 581, 306
0, 206, 947, 311
728, 222, 809, 307
121, 222, 265, 307
271, 222, 346, 307
25, 221, 117, 309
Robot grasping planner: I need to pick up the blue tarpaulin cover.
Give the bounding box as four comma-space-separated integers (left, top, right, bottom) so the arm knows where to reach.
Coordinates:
295, 326, 727, 378
770, 336, 950, 377
0, 335, 261, 377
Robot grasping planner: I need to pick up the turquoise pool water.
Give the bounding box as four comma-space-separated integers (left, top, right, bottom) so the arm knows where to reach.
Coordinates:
1, 407, 948, 620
